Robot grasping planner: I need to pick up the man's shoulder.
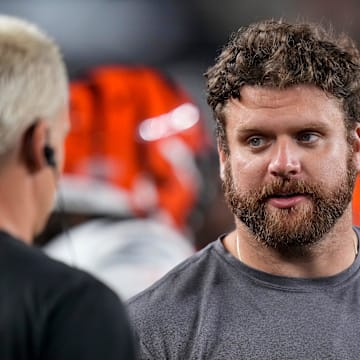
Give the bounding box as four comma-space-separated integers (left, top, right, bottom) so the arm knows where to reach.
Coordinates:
126, 239, 224, 358
127, 240, 221, 331
0, 230, 120, 307
128, 240, 218, 305
0, 230, 135, 359
0, 230, 83, 280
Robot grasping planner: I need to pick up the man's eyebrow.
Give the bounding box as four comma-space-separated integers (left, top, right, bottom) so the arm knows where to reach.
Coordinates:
237, 122, 332, 132
235, 127, 263, 135
294, 121, 331, 129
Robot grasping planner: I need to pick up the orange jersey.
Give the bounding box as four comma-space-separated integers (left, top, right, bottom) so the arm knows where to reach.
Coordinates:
65, 66, 211, 229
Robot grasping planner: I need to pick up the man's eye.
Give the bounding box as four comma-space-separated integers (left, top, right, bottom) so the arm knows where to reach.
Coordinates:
248, 137, 265, 147
297, 133, 318, 143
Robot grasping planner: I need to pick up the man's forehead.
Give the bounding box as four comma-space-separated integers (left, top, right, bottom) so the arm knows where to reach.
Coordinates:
223, 85, 342, 114
221, 84, 345, 132
243, 85, 327, 103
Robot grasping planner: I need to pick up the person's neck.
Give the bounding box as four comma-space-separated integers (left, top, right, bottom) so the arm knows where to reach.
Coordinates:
0, 166, 35, 244
224, 215, 358, 278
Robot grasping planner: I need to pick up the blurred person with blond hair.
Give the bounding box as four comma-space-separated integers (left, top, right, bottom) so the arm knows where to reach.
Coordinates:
0, 15, 134, 359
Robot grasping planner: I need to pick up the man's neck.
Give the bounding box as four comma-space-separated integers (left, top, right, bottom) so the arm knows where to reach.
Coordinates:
0, 166, 35, 244
223, 214, 358, 278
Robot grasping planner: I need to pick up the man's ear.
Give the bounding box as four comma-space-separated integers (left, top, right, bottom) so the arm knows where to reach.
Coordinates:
21, 121, 48, 172
218, 142, 227, 181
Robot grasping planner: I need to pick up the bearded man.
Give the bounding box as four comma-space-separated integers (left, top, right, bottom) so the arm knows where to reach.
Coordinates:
128, 19, 360, 360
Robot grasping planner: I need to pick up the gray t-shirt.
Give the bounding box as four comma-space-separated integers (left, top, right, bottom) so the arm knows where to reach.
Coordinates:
128, 228, 360, 359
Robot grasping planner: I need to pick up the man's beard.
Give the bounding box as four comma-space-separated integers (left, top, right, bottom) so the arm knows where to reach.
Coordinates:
222, 155, 357, 251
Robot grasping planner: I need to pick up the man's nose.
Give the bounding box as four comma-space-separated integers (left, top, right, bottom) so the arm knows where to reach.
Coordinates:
268, 139, 301, 178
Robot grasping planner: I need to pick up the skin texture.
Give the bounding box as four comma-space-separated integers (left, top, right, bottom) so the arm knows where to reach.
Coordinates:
0, 106, 69, 243
220, 84, 360, 278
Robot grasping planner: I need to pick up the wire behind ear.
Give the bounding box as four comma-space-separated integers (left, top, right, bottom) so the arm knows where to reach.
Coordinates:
43, 145, 57, 168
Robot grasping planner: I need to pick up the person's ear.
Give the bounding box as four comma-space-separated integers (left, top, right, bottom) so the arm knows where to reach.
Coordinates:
352, 125, 360, 172
21, 121, 49, 172
218, 142, 227, 181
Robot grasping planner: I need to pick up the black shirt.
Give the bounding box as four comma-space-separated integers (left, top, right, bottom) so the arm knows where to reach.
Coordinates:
0, 230, 134, 359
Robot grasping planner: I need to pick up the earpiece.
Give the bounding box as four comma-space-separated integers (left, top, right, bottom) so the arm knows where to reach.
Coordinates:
43, 145, 57, 168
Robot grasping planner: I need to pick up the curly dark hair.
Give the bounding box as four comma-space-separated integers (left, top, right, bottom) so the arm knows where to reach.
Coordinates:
205, 19, 360, 154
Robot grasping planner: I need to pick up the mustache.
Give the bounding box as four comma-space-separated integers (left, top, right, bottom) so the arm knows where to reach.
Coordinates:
258, 179, 320, 201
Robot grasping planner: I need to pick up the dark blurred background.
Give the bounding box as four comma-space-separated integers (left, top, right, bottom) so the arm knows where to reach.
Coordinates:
1, 0, 358, 133
2, 0, 359, 247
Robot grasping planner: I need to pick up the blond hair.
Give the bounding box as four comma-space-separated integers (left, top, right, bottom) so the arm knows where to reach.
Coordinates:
0, 15, 68, 154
